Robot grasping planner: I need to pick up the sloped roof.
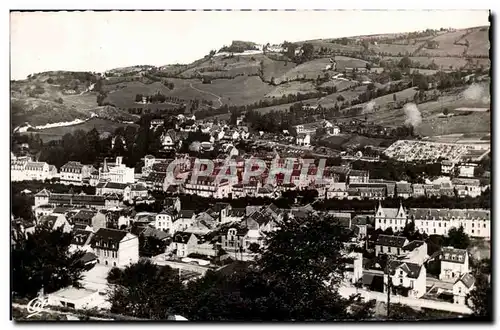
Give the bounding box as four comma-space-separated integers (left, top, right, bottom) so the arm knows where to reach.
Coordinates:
408, 209, 490, 221
455, 273, 475, 288
91, 228, 128, 247
376, 235, 407, 248
389, 260, 422, 279
441, 247, 467, 264
403, 240, 425, 251
142, 227, 169, 240
179, 210, 195, 219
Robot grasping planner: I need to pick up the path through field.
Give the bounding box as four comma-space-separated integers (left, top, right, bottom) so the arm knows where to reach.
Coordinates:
189, 83, 223, 107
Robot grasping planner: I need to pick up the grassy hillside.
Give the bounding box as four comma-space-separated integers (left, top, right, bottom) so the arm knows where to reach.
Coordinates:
20, 118, 138, 143
11, 25, 491, 138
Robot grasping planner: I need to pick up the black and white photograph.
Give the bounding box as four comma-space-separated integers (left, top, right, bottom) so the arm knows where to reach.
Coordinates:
9, 8, 492, 322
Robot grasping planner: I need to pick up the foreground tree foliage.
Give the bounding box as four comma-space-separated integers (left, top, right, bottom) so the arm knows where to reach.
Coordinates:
107, 215, 376, 321
12, 226, 86, 298
467, 274, 492, 320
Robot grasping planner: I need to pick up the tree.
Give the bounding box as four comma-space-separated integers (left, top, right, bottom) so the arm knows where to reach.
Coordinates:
12, 226, 86, 298
302, 43, 314, 60
443, 108, 449, 116
398, 56, 412, 69
444, 226, 470, 249
393, 93, 397, 102
135, 94, 143, 102
107, 260, 188, 319
466, 274, 492, 319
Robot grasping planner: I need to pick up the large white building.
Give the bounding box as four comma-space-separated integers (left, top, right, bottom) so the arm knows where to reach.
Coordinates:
60, 161, 95, 185
409, 208, 490, 239
11, 157, 57, 182
99, 157, 135, 184
385, 260, 427, 298
374, 203, 490, 240
183, 175, 231, 199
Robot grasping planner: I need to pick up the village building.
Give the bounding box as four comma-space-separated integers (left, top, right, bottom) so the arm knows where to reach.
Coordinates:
453, 273, 475, 305
96, 181, 128, 196
90, 228, 139, 267
60, 161, 95, 185
458, 163, 477, 178
99, 157, 135, 184
123, 183, 149, 203
375, 235, 409, 257
347, 170, 369, 184
183, 175, 231, 199
374, 202, 408, 232
439, 247, 470, 283
296, 133, 311, 147
409, 208, 490, 239
385, 260, 427, 298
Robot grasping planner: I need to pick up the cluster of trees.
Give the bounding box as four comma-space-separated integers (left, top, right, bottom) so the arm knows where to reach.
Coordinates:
12, 226, 87, 299
34, 113, 180, 171
134, 92, 172, 104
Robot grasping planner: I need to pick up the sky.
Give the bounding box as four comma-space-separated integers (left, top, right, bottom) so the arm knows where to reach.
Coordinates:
10, 10, 490, 80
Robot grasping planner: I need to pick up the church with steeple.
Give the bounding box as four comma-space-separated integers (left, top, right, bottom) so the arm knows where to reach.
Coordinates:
97, 156, 135, 184
374, 201, 408, 232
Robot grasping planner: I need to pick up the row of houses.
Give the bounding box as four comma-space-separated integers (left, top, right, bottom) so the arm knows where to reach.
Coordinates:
327, 177, 484, 200
374, 202, 490, 239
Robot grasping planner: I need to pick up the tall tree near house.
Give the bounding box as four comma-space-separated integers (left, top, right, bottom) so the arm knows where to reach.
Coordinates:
107, 260, 189, 319
444, 225, 470, 249
466, 274, 492, 320
12, 226, 86, 299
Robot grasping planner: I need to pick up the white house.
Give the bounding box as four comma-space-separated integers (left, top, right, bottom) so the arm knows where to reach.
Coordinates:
90, 228, 139, 267
60, 161, 94, 185
385, 260, 427, 298
439, 247, 469, 283
124, 183, 149, 203
296, 133, 311, 147
458, 163, 477, 178
453, 273, 475, 305
155, 208, 177, 233
375, 235, 409, 257
327, 183, 348, 199
374, 203, 408, 232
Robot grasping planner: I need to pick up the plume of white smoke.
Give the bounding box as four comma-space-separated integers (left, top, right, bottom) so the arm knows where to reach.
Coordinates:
363, 101, 376, 114
462, 83, 490, 104
403, 103, 422, 127
189, 141, 201, 152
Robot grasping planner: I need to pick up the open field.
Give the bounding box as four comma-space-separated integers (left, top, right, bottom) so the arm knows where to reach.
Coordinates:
190, 76, 273, 106
369, 42, 423, 56
261, 57, 297, 82
265, 81, 317, 98
321, 134, 393, 150
465, 29, 490, 56
20, 118, 138, 143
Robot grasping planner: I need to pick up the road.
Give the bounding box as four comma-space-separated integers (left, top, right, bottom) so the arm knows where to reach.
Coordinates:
189, 83, 223, 107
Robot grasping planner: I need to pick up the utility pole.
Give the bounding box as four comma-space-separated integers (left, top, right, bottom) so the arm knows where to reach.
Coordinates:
385, 255, 393, 318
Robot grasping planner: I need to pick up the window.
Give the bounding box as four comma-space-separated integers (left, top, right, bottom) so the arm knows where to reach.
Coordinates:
439, 223, 441, 227
434, 229, 436, 234
484, 223, 486, 228
458, 287, 462, 294
399, 270, 403, 276
472, 223, 474, 227
66, 302, 75, 309
410, 280, 414, 289
400, 278, 403, 284
472, 230, 475, 234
